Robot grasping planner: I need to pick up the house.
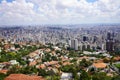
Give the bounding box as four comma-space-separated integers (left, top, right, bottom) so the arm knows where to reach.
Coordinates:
53, 46, 61, 51
28, 58, 34, 62
54, 64, 61, 68
51, 68, 59, 74
114, 56, 120, 61
28, 49, 44, 59
49, 61, 58, 65
92, 62, 107, 70
10, 46, 15, 51
60, 56, 69, 62
0, 69, 8, 74
45, 48, 51, 52
9, 60, 19, 65
63, 62, 72, 66
0, 62, 10, 70
61, 72, 73, 80
28, 52, 38, 58
4, 74, 45, 80
4, 44, 11, 50
29, 60, 37, 66
0, 63, 5, 70
37, 64, 46, 69
3, 44, 16, 51
44, 61, 58, 66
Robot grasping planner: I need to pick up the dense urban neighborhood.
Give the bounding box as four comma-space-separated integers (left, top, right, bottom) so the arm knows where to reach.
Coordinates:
0, 25, 120, 80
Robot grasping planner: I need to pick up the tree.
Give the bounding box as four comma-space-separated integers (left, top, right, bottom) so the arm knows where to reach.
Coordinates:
46, 75, 60, 80
51, 56, 58, 61
110, 57, 114, 65
61, 65, 74, 72
80, 70, 91, 80
112, 75, 120, 80
70, 58, 77, 63
79, 59, 92, 68
0, 73, 7, 80
14, 44, 20, 48
68, 51, 78, 57
60, 64, 79, 79
21, 66, 35, 74
92, 72, 112, 80
42, 52, 52, 62
7, 65, 21, 75
7, 65, 38, 75
16, 56, 26, 65
103, 58, 110, 63
38, 69, 48, 77
51, 75, 60, 80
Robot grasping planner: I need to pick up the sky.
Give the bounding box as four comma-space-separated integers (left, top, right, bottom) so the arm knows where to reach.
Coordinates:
0, 0, 120, 25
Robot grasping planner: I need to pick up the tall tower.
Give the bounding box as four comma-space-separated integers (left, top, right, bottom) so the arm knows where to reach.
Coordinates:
106, 32, 115, 52
68, 39, 71, 47
74, 39, 78, 50
83, 36, 88, 42
69, 39, 78, 50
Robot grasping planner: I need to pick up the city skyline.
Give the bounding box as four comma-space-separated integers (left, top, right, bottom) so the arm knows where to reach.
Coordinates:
0, 0, 120, 26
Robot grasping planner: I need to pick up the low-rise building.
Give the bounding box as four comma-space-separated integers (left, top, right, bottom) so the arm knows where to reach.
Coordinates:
4, 74, 45, 80
92, 62, 107, 70
9, 60, 19, 65
61, 72, 73, 80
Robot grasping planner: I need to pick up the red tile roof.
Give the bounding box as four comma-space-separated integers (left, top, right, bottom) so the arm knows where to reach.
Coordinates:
114, 56, 120, 61
4, 74, 45, 80
63, 62, 71, 66
93, 62, 107, 68
0, 70, 8, 74
48, 61, 58, 65
38, 64, 46, 69
4, 44, 11, 50
29, 61, 37, 66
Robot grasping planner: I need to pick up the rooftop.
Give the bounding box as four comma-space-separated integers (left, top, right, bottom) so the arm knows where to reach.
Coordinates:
0, 70, 8, 74
93, 62, 107, 68
4, 74, 45, 80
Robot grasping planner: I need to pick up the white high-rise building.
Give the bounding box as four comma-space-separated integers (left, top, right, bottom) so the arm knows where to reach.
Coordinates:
101, 43, 106, 50
69, 39, 78, 50
74, 39, 78, 50
68, 39, 71, 47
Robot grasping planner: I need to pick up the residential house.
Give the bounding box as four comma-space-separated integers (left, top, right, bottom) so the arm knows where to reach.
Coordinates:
4, 74, 45, 80
61, 72, 73, 80
92, 62, 107, 71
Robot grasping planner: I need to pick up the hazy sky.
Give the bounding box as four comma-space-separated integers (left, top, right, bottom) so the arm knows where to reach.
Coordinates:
0, 0, 120, 25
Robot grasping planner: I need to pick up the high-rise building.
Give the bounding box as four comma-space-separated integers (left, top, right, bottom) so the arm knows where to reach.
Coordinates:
101, 43, 106, 50
107, 32, 114, 40
106, 40, 114, 52
83, 36, 88, 42
107, 32, 112, 40
68, 39, 71, 47
93, 36, 97, 43
106, 32, 115, 52
74, 39, 78, 50
114, 33, 120, 51
69, 39, 78, 50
